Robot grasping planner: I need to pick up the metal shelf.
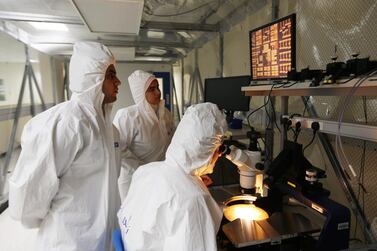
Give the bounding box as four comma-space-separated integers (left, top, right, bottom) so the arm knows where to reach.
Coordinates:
242, 77, 377, 96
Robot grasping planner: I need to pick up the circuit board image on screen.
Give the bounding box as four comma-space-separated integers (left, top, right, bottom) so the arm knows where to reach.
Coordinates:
250, 14, 296, 80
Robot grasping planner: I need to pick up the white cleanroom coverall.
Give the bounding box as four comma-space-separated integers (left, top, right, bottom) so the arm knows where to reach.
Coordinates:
118, 102, 227, 251
113, 70, 175, 201
8, 42, 120, 251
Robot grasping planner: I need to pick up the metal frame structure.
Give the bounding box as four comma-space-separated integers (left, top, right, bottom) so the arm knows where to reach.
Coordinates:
241, 80, 377, 244
0, 45, 46, 200
302, 96, 375, 243
187, 49, 204, 105
170, 64, 181, 121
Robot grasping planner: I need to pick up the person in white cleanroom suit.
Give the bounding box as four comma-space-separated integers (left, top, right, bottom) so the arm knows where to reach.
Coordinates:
9, 41, 121, 251
113, 70, 175, 201
118, 102, 227, 251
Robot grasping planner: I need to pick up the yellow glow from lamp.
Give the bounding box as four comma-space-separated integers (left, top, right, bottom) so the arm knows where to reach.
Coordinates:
224, 204, 269, 222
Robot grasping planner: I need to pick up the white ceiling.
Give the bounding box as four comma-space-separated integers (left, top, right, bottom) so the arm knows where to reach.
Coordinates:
0, 0, 267, 62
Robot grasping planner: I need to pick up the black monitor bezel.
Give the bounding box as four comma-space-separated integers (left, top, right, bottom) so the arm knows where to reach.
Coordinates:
249, 13, 296, 81
204, 75, 251, 112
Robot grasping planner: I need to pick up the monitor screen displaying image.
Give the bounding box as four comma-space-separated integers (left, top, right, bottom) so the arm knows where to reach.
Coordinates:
204, 75, 251, 112
250, 14, 296, 80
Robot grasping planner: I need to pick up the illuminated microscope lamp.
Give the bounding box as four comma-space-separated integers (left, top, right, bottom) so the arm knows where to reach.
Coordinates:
223, 195, 269, 222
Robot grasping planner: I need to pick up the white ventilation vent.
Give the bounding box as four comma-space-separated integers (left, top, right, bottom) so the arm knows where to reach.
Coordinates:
71, 0, 144, 35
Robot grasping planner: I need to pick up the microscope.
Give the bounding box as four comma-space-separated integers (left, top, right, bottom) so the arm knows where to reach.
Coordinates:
220, 128, 265, 195
217, 129, 350, 250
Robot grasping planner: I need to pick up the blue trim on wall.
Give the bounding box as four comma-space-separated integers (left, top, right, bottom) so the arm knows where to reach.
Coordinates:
153, 72, 171, 111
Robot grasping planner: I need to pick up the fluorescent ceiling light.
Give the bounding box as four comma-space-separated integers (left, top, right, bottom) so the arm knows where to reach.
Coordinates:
29, 22, 69, 31
134, 56, 163, 61
147, 31, 165, 39
31, 44, 73, 55
71, 0, 144, 35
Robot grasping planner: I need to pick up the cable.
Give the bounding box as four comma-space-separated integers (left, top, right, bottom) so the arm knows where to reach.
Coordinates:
303, 122, 320, 152
247, 84, 274, 129
265, 95, 272, 128
353, 96, 368, 240
293, 121, 301, 143
303, 133, 316, 152
282, 81, 298, 88
145, 0, 218, 17
335, 69, 376, 179
271, 96, 281, 133
353, 145, 366, 239
263, 85, 281, 133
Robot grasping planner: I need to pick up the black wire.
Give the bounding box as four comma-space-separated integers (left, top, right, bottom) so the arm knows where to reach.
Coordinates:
293, 128, 300, 143
303, 131, 317, 152
265, 95, 272, 129
247, 84, 274, 129
282, 81, 298, 88
251, 81, 293, 134
271, 96, 281, 133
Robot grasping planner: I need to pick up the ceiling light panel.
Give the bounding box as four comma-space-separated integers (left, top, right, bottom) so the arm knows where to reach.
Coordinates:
29, 22, 69, 31
71, 0, 144, 35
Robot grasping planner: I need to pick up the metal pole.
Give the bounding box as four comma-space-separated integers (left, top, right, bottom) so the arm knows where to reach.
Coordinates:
188, 70, 195, 105
195, 49, 199, 104
280, 96, 288, 150
264, 0, 279, 168
63, 61, 69, 100
170, 65, 181, 121
25, 46, 35, 117
219, 32, 224, 77
30, 65, 46, 110
50, 57, 57, 105
265, 91, 275, 169
180, 59, 184, 114
197, 67, 204, 102
0, 64, 28, 194
302, 96, 375, 243
28, 65, 35, 117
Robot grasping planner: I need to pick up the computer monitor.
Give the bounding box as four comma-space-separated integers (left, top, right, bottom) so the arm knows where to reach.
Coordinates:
204, 75, 251, 113
250, 13, 296, 80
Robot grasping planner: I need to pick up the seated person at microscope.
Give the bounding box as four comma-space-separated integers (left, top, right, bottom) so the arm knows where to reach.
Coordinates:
118, 102, 227, 251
